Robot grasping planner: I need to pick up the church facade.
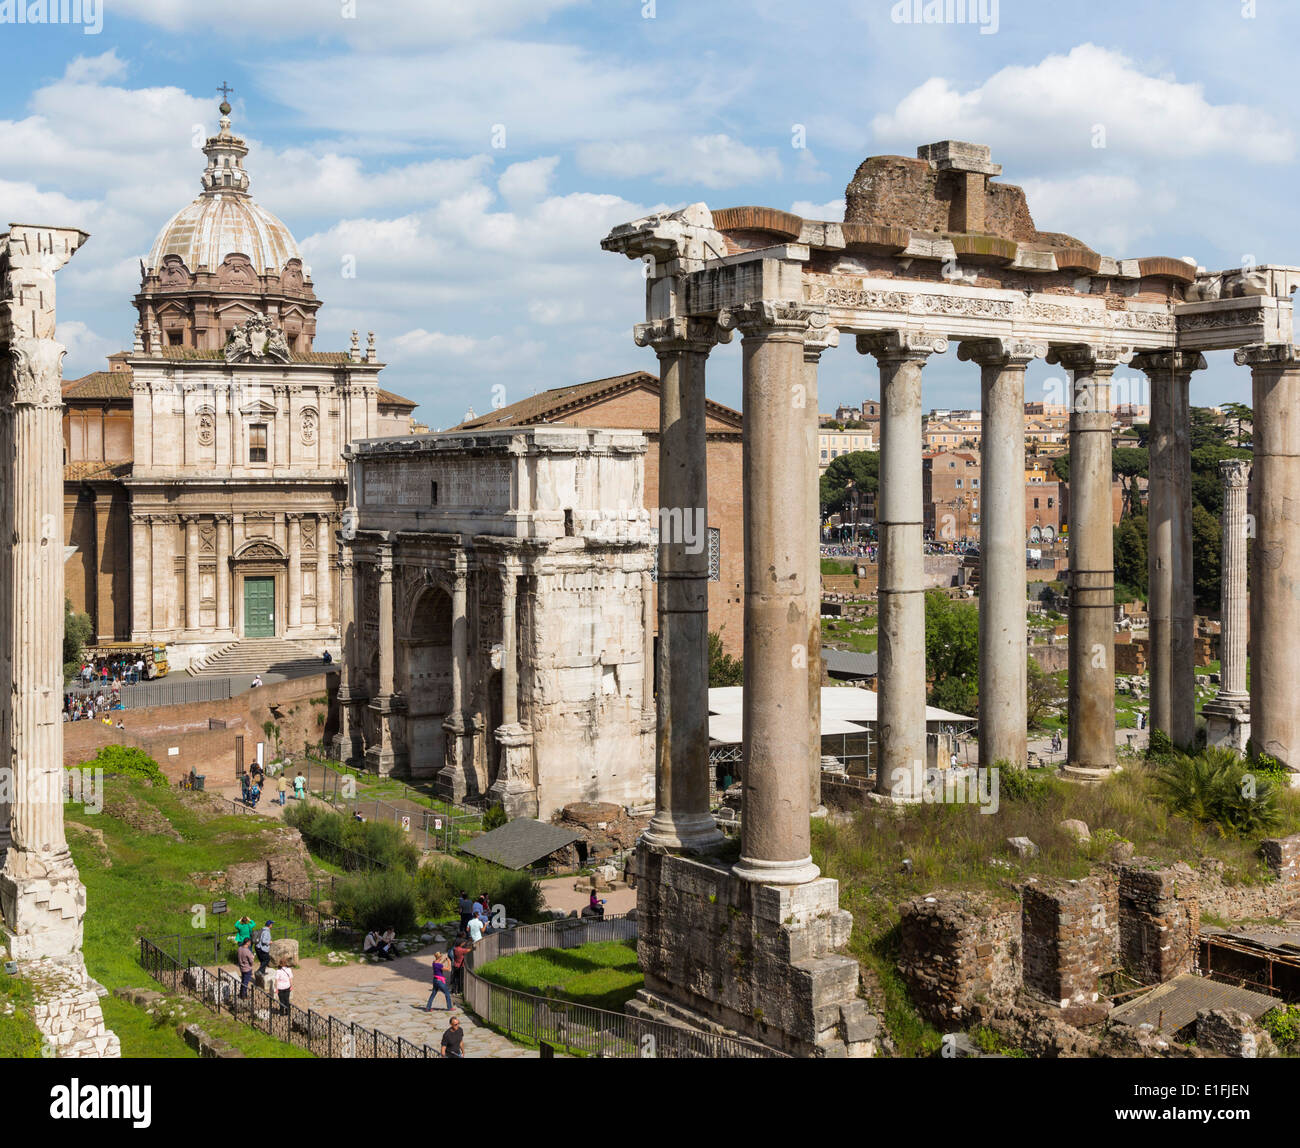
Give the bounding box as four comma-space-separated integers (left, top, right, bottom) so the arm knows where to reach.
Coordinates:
62, 99, 417, 663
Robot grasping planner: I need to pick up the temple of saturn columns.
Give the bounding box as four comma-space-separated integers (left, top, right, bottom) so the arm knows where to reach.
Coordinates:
1, 224, 119, 1056
601, 141, 1299, 1055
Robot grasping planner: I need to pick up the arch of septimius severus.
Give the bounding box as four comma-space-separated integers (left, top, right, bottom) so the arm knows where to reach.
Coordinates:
605, 141, 1298, 1055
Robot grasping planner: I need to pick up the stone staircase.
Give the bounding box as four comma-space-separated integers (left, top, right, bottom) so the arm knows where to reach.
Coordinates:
187, 638, 331, 679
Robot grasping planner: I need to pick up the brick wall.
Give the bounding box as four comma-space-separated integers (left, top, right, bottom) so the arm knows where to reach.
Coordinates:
1021, 876, 1117, 1006
898, 891, 1022, 1023
64, 672, 337, 783
1118, 862, 1198, 983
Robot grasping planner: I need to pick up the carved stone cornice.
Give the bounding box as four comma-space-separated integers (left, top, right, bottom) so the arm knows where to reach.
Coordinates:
1131, 350, 1207, 377
5, 337, 65, 408
803, 325, 840, 360
633, 316, 731, 355
718, 301, 824, 338
956, 337, 1046, 369
1234, 342, 1300, 369
1220, 459, 1251, 488
1046, 343, 1135, 373
856, 329, 949, 363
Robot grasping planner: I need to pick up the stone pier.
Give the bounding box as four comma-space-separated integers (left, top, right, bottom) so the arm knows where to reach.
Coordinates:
1237, 344, 1300, 770
1137, 351, 1204, 748
1053, 345, 1130, 778
1204, 460, 1251, 753
860, 331, 945, 800
0, 222, 119, 1056
961, 339, 1041, 769
634, 318, 726, 852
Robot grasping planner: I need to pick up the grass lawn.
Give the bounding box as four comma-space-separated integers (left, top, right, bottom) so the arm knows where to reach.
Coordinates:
0, 969, 45, 1057
476, 940, 643, 1012
66, 776, 319, 1057
302, 757, 482, 830
822, 617, 879, 655
814, 761, 1300, 1057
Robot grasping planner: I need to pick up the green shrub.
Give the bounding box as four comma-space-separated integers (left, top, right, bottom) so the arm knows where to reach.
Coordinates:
482, 804, 507, 831
284, 803, 420, 871
1146, 728, 1176, 763
1252, 752, 1290, 782
331, 869, 418, 933
414, 857, 545, 924
1261, 1004, 1300, 1050
997, 764, 1056, 806
1152, 748, 1283, 838
74, 746, 166, 786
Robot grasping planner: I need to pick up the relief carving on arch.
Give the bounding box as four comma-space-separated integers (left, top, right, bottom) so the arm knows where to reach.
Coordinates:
300, 407, 318, 445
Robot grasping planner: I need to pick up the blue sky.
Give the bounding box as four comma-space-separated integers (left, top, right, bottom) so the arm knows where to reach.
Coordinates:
3, 0, 1297, 428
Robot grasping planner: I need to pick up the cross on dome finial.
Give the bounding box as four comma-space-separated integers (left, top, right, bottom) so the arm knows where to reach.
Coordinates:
217, 81, 234, 116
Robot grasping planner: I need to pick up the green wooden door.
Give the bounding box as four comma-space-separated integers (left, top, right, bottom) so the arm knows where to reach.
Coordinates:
244, 577, 275, 638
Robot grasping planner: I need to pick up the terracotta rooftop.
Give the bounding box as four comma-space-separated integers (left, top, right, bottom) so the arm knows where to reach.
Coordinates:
451, 371, 743, 431
376, 388, 417, 409
64, 460, 132, 482
63, 370, 132, 401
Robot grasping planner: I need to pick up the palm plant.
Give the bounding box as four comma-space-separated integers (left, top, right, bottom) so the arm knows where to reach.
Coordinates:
1151, 747, 1282, 838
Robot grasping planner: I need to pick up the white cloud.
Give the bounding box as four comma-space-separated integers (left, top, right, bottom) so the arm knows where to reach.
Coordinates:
56, 320, 117, 367
790, 197, 844, 221
577, 134, 781, 189
498, 156, 559, 204
872, 44, 1294, 165
1018, 174, 1168, 254
390, 329, 478, 357
63, 49, 127, 84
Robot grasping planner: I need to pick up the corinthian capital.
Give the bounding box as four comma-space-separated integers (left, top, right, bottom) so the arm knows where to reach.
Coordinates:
1219, 458, 1251, 488
6, 337, 66, 408
717, 300, 822, 337
1131, 350, 1207, 376
957, 337, 1045, 368
1234, 342, 1300, 369
633, 316, 731, 354
856, 329, 948, 363
1046, 343, 1134, 373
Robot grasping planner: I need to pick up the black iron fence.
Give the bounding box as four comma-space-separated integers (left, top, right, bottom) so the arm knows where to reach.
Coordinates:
67, 677, 234, 710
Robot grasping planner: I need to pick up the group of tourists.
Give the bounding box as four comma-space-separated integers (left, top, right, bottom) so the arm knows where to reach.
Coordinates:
63, 689, 125, 723
232, 916, 293, 1014
239, 766, 306, 808
78, 654, 148, 686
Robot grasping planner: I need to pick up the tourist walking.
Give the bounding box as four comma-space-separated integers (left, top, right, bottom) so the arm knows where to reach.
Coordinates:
457, 891, 473, 933
420, 952, 455, 1012
237, 937, 255, 1000
440, 1015, 465, 1058
451, 934, 472, 994
255, 920, 274, 975
293, 770, 306, 800
274, 959, 293, 1015
466, 913, 483, 944
276, 773, 287, 806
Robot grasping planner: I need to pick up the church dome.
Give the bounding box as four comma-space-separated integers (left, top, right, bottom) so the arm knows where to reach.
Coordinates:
145, 101, 301, 275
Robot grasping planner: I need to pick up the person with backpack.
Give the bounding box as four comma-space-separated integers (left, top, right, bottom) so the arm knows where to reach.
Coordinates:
255, 920, 274, 975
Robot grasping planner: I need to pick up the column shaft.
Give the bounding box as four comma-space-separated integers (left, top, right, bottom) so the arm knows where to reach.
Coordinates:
377, 549, 395, 696
1056, 346, 1128, 775
634, 318, 725, 852
1219, 461, 1250, 699
287, 515, 302, 631
500, 568, 518, 727
726, 301, 820, 884
861, 332, 946, 801
1139, 353, 1202, 747
1239, 346, 1300, 768
185, 517, 201, 631
961, 340, 1039, 769
316, 515, 332, 629
216, 515, 232, 632
131, 515, 151, 639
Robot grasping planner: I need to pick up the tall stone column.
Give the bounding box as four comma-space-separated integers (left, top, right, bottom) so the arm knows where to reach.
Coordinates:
316, 515, 332, 630
858, 330, 948, 801
439, 566, 473, 801
1051, 344, 1131, 778
960, 339, 1042, 769
720, 300, 822, 885
633, 317, 727, 852
640, 570, 655, 733
287, 513, 303, 632
0, 224, 90, 959
490, 561, 537, 817
804, 326, 838, 815
1136, 351, 1204, 748
215, 514, 232, 634
364, 543, 403, 776
1204, 460, 1251, 752
130, 513, 151, 640
184, 515, 201, 632
332, 545, 363, 764
1236, 344, 1300, 769
92, 491, 116, 641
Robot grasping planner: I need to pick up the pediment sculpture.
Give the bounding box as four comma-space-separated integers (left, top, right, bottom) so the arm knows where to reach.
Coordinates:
224, 314, 293, 365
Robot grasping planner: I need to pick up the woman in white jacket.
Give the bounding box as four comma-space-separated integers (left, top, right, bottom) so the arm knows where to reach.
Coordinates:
274, 960, 293, 1016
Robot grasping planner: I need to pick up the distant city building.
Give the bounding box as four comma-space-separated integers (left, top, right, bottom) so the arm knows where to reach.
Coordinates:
819, 427, 876, 472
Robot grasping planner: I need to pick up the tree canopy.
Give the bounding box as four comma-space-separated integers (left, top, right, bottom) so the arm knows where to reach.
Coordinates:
819, 450, 880, 517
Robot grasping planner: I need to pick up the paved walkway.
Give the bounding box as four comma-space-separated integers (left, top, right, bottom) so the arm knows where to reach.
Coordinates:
290, 940, 539, 1058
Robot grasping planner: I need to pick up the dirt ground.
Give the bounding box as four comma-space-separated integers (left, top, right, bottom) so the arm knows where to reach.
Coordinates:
538, 876, 636, 916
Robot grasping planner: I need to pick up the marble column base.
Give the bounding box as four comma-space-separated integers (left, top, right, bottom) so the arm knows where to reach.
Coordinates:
642, 810, 724, 853
1204, 696, 1251, 754
488, 724, 537, 818
0, 851, 86, 962
732, 853, 821, 886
